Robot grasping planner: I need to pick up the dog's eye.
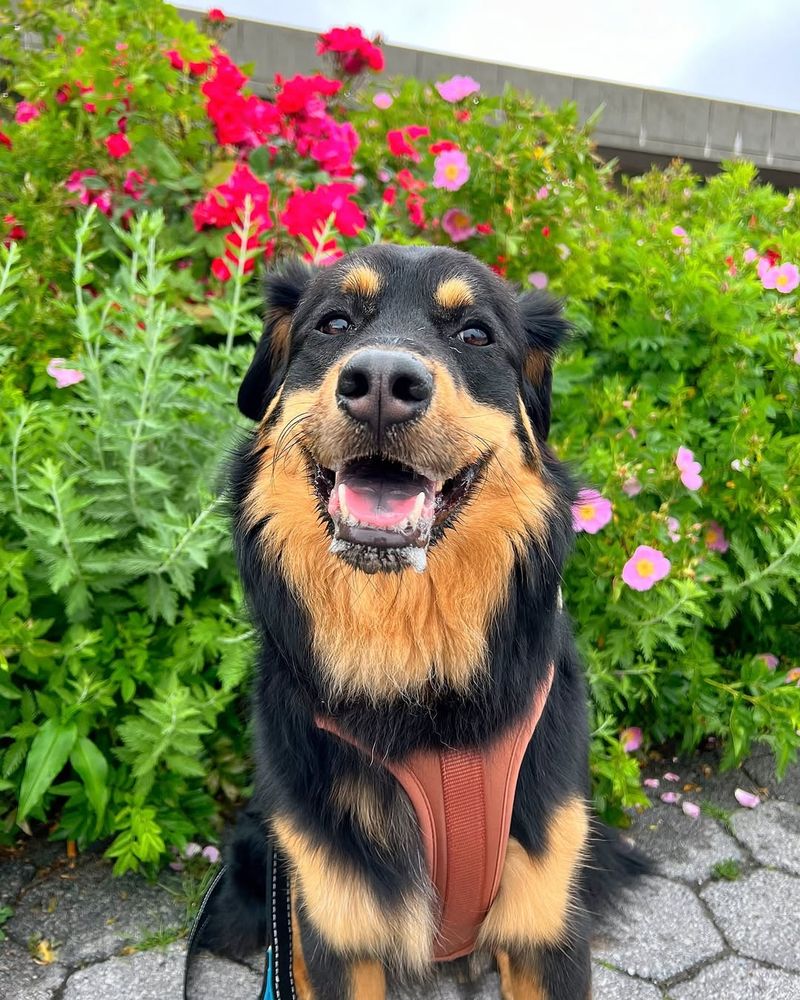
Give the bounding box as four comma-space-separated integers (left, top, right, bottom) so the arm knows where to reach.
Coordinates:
457, 327, 492, 347
317, 314, 353, 336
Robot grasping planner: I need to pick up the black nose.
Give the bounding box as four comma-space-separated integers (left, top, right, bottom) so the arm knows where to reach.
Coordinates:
337, 349, 433, 436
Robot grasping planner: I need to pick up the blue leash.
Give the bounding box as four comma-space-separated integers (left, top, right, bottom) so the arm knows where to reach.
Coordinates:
183, 838, 296, 1000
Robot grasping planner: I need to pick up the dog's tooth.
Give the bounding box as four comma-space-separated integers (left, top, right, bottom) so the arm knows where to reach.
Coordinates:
435, 481, 444, 493
338, 484, 350, 521
408, 491, 426, 528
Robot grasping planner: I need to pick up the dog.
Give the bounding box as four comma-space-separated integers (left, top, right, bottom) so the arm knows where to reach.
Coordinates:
201, 244, 647, 998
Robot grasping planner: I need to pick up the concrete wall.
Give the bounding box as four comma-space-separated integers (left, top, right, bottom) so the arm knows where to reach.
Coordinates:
177, 8, 800, 188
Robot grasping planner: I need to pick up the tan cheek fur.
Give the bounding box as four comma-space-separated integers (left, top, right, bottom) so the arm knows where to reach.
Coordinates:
273, 815, 433, 973
245, 362, 555, 701
478, 799, 589, 952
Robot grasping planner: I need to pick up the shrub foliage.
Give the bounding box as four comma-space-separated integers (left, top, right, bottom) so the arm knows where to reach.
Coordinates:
1, 0, 798, 865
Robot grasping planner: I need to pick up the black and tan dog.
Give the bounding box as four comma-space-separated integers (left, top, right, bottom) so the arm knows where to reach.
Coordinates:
203, 245, 646, 998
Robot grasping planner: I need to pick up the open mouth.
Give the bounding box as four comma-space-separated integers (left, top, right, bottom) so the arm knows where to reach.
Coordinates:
311, 455, 486, 573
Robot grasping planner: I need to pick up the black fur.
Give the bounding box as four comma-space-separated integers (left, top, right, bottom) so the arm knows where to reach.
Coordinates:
200, 245, 648, 996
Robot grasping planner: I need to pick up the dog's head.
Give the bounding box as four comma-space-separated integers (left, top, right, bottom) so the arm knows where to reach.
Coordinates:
239, 244, 570, 579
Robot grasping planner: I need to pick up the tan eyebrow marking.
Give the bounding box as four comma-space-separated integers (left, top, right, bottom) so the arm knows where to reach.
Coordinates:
434, 276, 474, 309
340, 264, 383, 298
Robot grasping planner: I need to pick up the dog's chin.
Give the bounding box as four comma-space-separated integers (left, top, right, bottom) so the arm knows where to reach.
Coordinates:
309, 453, 487, 574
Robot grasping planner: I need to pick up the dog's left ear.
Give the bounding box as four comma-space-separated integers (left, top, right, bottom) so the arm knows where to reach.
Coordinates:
517, 290, 571, 440
238, 259, 315, 421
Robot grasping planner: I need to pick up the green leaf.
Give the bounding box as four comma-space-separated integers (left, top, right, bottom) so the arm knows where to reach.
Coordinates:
17, 719, 77, 822
70, 737, 109, 827
136, 137, 182, 180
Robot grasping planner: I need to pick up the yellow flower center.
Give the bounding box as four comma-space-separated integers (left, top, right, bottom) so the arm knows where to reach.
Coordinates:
444, 164, 460, 181
705, 529, 718, 544
579, 504, 596, 521
777, 274, 788, 287
636, 557, 655, 577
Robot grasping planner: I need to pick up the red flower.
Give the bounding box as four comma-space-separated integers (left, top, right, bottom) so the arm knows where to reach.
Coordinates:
105, 132, 131, 158
281, 182, 366, 260
541, 225, 550, 237
455, 109, 471, 122
0, 131, 11, 150
189, 60, 209, 76
3, 214, 26, 246
275, 73, 341, 115
55, 83, 72, 104
476, 222, 493, 235
123, 169, 147, 200
307, 119, 359, 177
193, 163, 272, 233
429, 140, 459, 154
317, 26, 384, 75
406, 193, 426, 228
396, 168, 425, 193
208, 8, 226, 21
763, 247, 781, 267
382, 185, 397, 206
165, 49, 185, 71
387, 125, 430, 162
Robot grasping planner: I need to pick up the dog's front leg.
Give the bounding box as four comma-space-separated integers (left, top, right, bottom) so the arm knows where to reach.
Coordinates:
496, 940, 592, 1000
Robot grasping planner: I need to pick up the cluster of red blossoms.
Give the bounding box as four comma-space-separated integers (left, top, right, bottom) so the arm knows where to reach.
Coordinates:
316, 26, 384, 75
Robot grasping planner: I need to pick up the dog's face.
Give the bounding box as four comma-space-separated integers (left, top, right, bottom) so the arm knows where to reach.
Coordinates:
239, 245, 569, 578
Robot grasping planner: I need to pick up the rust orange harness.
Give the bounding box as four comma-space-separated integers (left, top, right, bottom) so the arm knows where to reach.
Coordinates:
316, 663, 554, 961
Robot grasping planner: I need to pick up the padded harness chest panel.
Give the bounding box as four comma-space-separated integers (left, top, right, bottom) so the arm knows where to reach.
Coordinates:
317, 663, 554, 961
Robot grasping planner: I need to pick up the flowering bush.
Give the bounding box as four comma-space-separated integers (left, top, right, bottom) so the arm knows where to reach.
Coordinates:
1, 0, 798, 865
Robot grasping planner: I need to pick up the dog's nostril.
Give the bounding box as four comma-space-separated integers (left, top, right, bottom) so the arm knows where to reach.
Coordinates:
338, 369, 370, 400
391, 373, 430, 403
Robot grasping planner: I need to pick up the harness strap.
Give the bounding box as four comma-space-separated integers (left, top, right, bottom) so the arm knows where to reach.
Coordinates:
317, 663, 554, 960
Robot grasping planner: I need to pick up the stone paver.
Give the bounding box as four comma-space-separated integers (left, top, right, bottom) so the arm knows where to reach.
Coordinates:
592, 963, 663, 999
630, 802, 744, 884
0, 938, 68, 1000
2, 746, 800, 999
670, 955, 800, 1000
63, 943, 185, 1000
701, 869, 800, 973
594, 876, 724, 980
730, 800, 800, 875
5, 856, 184, 967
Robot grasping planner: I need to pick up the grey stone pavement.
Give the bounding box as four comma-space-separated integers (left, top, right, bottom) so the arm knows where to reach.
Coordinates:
1, 744, 799, 999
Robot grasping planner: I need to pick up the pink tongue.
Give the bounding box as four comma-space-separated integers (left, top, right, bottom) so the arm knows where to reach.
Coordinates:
340, 482, 422, 529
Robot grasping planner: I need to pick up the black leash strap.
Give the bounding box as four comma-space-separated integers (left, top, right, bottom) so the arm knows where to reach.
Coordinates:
183, 838, 296, 1000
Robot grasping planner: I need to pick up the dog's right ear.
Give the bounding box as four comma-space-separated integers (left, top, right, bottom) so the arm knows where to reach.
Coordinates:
237, 259, 315, 421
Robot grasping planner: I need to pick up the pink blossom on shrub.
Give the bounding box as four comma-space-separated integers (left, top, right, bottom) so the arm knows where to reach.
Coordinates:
433, 149, 470, 191
528, 271, 548, 289
703, 521, 728, 553
15, 100, 42, 124
786, 668, 800, 686
47, 358, 84, 388
193, 163, 272, 233
757, 255, 771, 280
571, 488, 612, 534
387, 126, 429, 162
621, 727, 642, 752
207, 8, 226, 22
441, 208, 476, 243
202, 844, 221, 863
622, 476, 642, 497
435, 75, 480, 102
622, 545, 671, 591
671, 225, 687, 237
757, 653, 778, 670
743, 247, 758, 263
105, 132, 131, 158
123, 169, 147, 199
761, 261, 799, 294
373, 92, 393, 109
280, 182, 366, 260
666, 516, 681, 542
535, 185, 549, 200
165, 49, 185, 71
65, 169, 112, 215
676, 445, 703, 490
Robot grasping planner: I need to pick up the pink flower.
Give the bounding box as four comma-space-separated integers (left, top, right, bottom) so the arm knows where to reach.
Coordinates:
643, 778, 660, 789
207, 7, 226, 21
622, 476, 642, 497
433, 149, 470, 191
666, 516, 681, 542
682, 801, 701, 820
622, 545, 671, 591
202, 845, 221, 863
15, 100, 41, 124
660, 792, 681, 805
528, 271, 549, 290
734, 788, 760, 809
435, 75, 480, 102
571, 488, 612, 534
621, 727, 643, 752
743, 247, 758, 263
704, 521, 729, 553
184, 842, 202, 858
757, 653, 778, 670
105, 132, 131, 158
664, 772, 680, 782
671, 225, 687, 237
441, 207, 476, 243
123, 169, 146, 199
535, 185, 550, 200
372, 92, 393, 109
47, 358, 84, 388
761, 262, 799, 294
676, 446, 703, 490
786, 668, 800, 686
757, 256, 771, 280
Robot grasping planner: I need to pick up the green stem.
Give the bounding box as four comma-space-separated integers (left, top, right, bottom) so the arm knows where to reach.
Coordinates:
10, 404, 36, 519
154, 496, 221, 576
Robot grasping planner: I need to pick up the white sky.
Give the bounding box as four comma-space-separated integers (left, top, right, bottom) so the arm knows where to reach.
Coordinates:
183, 0, 800, 112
